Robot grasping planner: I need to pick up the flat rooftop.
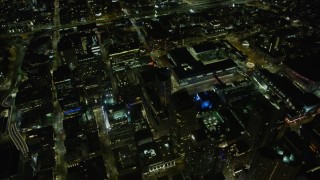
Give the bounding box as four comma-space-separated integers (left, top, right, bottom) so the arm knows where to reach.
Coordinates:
284, 54, 320, 82
259, 69, 319, 109
192, 41, 217, 54
173, 58, 237, 80
171, 89, 195, 112
53, 65, 71, 83
168, 47, 196, 66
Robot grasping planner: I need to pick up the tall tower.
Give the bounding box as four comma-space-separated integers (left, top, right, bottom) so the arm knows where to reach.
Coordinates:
169, 89, 198, 157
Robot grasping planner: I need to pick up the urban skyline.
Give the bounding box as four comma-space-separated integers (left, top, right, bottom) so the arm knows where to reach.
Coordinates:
0, 0, 319, 180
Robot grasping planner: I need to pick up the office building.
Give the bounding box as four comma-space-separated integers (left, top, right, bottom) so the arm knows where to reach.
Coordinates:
186, 128, 221, 177
169, 89, 198, 156
168, 48, 238, 91
253, 69, 320, 124
241, 133, 302, 180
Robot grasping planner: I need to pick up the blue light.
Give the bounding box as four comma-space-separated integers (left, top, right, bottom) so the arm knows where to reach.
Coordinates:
64, 107, 81, 115
194, 94, 201, 101
201, 100, 210, 109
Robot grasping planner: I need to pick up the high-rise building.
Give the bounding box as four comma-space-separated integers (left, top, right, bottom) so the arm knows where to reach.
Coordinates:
53, 65, 73, 96
105, 104, 134, 148
240, 135, 302, 180
186, 128, 220, 177
140, 67, 171, 126
16, 80, 53, 113
53, 65, 81, 117
253, 69, 320, 124
140, 67, 171, 106
169, 89, 198, 157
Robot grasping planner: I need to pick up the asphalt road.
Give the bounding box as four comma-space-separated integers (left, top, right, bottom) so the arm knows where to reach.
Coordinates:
0, 41, 29, 155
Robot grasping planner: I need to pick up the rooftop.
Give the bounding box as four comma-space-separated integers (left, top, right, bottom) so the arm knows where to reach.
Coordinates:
191, 128, 209, 143
219, 108, 245, 141
284, 54, 320, 82
145, 20, 169, 40
67, 156, 107, 180
25, 126, 55, 152
168, 47, 196, 66
192, 41, 217, 54
135, 129, 154, 146
36, 149, 55, 170
258, 69, 320, 110
16, 85, 52, 105
36, 168, 54, 180
23, 53, 50, 67
138, 142, 162, 168
140, 67, 170, 84
0, 142, 19, 179
259, 133, 301, 166
113, 145, 138, 170
171, 89, 195, 112
173, 58, 237, 80
53, 65, 71, 83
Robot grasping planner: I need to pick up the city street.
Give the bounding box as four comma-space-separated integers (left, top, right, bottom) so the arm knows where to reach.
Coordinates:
226, 36, 281, 73
93, 107, 118, 179
0, 0, 253, 39
0, 42, 29, 155
2, 0, 318, 180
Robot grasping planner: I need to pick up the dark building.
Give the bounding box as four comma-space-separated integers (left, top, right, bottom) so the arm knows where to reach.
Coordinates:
76, 54, 101, 81
127, 102, 149, 132
143, 19, 170, 49
53, 65, 82, 117
136, 136, 176, 175
169, 89, 198, 157
106, 104, 134, 148
218, 80, 256, 103
284, 55, 320, 92
76, 54, 104, 106
299, 115, 320, 178
34, 168, 54, 180
22, 65, 52, 89
168, 47, 238, 91
23, 125, 56, 179
53, 65, 72, 94
63, 115, 100, 163
218, 109, 246, 144
253, 69, 320, 123
0, 142, 20, 179
113, 145, 138, 174
186, 128, 220, 177
58, 39, 77, 66
21, 52, 52, 89
67, 155, 108, 180
25, 126, 55, 152
230, 93, 285, 149
82, 76, 101, 105
226, 140, 251, 177
16, 80, 53, 113
140, 67, 171, 108
189, 41, 246, 64
22, 53, 50, 69
135, 129, 154, 146
241, 134, 302, 180
140, 68, 171, 126
28, 149, 55, 175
